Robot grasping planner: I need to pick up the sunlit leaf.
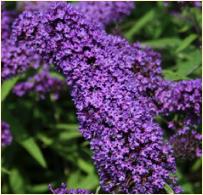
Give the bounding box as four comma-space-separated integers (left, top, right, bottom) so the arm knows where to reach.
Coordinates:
125, 10, 155, 41
49, 71, 65, 80
175, 50, 201, 76
77, 158, 94, 174
163, 69, 188, 80
191, 158, 202, 172
20, 137, 47, 168
176, 34, 197, 53
1, 76, 19, 102
9, 169, 25, 193
143, 37, 181, 49
78, 173, 99, 190
2, 167, 11, 175
55, 124, 78, 131
67, 171, 81, 188
37, 133, 53, 146
29, 184, 49, 193
95, 186, 101, 194
164, 183, 174, 194
59, 131, 81, 141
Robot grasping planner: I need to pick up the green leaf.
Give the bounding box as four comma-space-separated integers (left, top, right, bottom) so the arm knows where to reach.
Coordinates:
175, 50, 201, 76
125, 10, 155, 41
9, 169, 25, 193
3, 111, 47, 168
176, 34, 197, 53
37, 133, 53, 146
59, 131, 81, 141
182, 183, 193, 193
1, 76, 19, 102
95, 186, 101, 194
176, 168, 193, 193
67, 171, 81, 188
163, 69, 188, 81
20, 137, 47, 168
143, 37, 181, 49
2, 167, 11, 175
78, 173, 99, 190
191, 158, 202, 172
164, 183, 174, 194
55, 124, 78, 131
178, 25, 190, 33
49, 71, 65, 80
77, 158, 94, 174
56, 124, 81, 141
29, 184, 49, 193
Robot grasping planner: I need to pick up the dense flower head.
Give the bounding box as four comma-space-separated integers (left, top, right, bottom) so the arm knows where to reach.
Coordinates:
165, 114, 202, 159
155, 79, 202, 159
74, 1, 135, 28
178, 1, 202, 8
164, 1, 202, 9
1, 3, 42, 80
1, 9, 16, 41
169, 128, 202, 159
17, 1, 51, 11
1, 1, 201, 194
132, 43, 162, 78
1, 121, 13, 146
154, 79, 202, 116
13, 70, 65, 100
48, 183, 90, 194
11, 2, 183, 193
1, 40, 41, 80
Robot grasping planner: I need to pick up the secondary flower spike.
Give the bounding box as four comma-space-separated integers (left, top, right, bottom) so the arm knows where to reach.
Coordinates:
13, 70, 65, 100
48, 183, 91, 194
155, 79, 202, 117
169, 128, 202, 159
1, 121, 13, 146
1, 8, 16, 41
1, 4, 41, 80
74, 1, 135, 28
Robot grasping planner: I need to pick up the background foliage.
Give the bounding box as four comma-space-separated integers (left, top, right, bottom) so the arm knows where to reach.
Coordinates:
1, 1, 202, 194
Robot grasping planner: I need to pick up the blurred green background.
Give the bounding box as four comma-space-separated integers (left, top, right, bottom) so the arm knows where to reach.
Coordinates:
1, 1, 202, 194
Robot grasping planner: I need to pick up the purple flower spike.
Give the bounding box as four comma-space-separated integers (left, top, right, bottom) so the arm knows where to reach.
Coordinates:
74, 1, 135, 28
13, 70, 65, 100
170, 129, 202, 159
48, 183, 91, 194
1, 121, 13, 146
11, 3, 182, 193
155, 79, 202, 116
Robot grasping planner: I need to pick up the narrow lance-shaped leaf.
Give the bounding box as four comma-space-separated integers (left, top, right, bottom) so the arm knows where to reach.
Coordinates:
9, 169, 25, 193
143, 37, 181, 49
77, 158, 94, 174
164, 183, 174, 194
175, 50, 201, 76
124, 10, 155, 41
1, 76, 19, 102
175, 34, 197, 53
3, 111, 47, 168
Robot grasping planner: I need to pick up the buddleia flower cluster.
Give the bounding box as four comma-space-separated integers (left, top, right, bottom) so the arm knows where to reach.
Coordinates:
1, 121, 13, 146
163, 1, 202, 16
48, 183, 91, 194
74, 1, 135, 28
169, 128, 202, 159
155, 79, 202, 159
1, 2, 42, 80
13, 70, 65, 100
1, 1, 201, 194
